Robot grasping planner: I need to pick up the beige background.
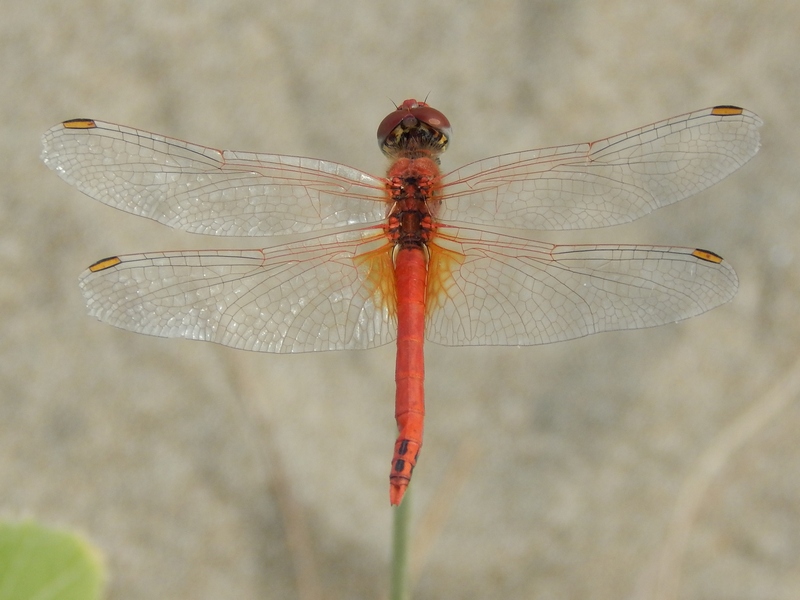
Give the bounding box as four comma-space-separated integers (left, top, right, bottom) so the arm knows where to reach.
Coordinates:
2, 1, 798, 599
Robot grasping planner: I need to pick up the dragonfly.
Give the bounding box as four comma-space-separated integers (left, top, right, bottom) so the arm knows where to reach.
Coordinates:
41, 99, 761, 505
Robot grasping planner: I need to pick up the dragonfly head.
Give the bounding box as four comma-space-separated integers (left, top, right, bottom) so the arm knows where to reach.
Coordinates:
377, 99, 451, 161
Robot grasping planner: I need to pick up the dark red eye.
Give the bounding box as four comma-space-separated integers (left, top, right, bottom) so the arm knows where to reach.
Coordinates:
377, 99, 452, 148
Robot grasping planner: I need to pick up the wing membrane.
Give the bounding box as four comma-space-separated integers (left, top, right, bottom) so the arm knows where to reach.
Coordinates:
425, 227, 738, 346
438, 107, 762, 230
42, 120, 388, 236
79, 230, 397, 352
53, 107, 753, 351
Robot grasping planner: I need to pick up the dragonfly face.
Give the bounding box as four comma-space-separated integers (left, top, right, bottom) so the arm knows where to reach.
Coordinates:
377, 99, 451, 160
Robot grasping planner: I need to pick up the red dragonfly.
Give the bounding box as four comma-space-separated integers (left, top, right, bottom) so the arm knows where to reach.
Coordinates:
42, 100, 761, 505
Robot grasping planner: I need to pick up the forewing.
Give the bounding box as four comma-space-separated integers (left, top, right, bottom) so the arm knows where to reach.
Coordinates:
42, 119, 388, 236
425, 227, 738, 346
79, 230, 397, 352
438, 106, 761, 230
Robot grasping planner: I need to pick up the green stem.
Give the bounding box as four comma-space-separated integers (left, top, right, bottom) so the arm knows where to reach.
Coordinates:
390, 485, 412, 600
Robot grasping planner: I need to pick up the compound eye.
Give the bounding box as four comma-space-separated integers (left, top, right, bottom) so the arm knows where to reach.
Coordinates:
409, 105, 451, 137
377, 107, 411, 147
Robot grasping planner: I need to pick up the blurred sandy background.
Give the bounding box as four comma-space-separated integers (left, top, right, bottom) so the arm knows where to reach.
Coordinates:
2, 1, 798, 598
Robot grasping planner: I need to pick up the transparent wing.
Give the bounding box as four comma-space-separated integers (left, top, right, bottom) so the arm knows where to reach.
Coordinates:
42, 119, 389, 236
437, 106, 762, 230
79, 230, 397, 352
425, 226, 738, 346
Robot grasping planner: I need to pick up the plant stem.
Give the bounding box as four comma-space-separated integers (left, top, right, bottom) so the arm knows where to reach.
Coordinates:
390, 484, 412, 600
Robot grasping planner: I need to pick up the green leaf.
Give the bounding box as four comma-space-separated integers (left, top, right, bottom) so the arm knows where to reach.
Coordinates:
0, 520, 105, 600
